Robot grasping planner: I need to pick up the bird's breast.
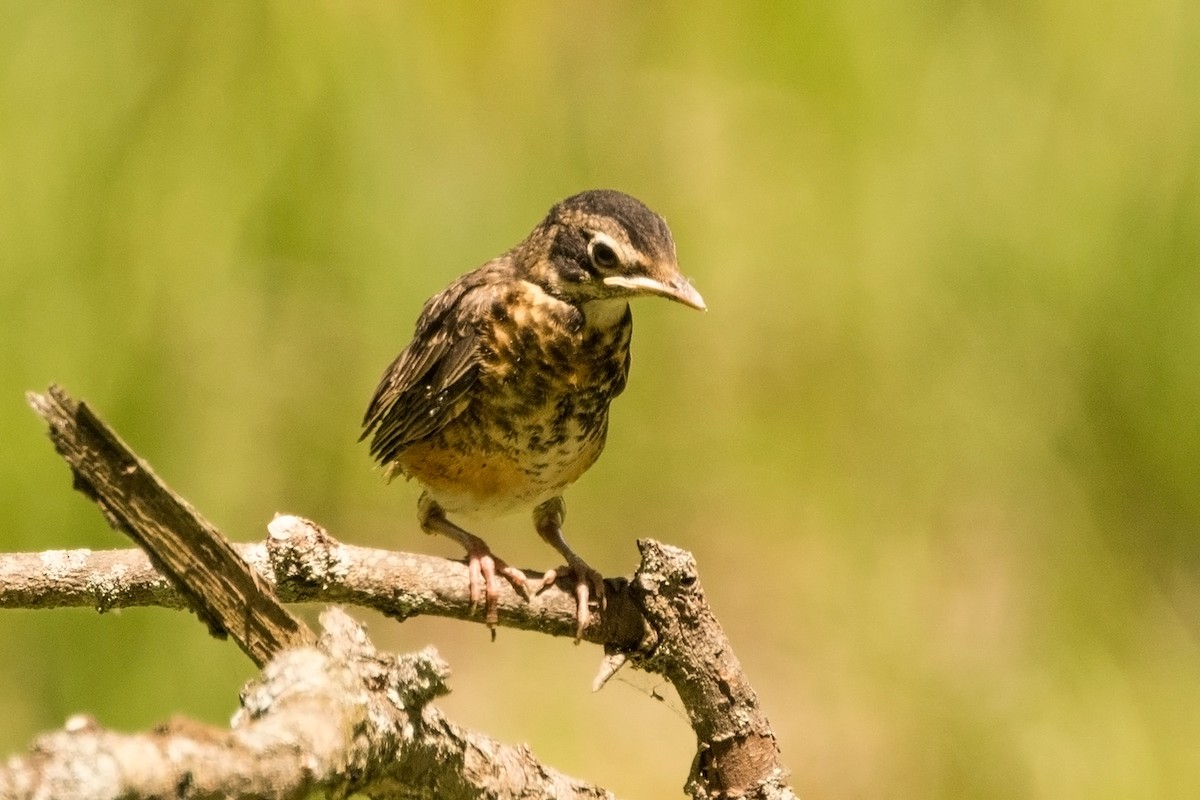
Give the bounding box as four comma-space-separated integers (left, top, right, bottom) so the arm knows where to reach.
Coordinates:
396, 283, 633, 515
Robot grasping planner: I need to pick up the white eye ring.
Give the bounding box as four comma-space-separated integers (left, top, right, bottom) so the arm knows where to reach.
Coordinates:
588, 235, 621, 270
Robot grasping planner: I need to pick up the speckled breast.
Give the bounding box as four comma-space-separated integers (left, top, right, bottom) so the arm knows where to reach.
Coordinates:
398, 283, 632, 516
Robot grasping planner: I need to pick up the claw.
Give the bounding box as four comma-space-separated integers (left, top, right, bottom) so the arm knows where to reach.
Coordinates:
532, 497, 606, 642
418, 493, 528, 635
535, 558, 606, 641
464, 548, 529, 627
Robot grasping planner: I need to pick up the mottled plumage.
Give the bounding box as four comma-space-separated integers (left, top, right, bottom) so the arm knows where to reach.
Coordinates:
362, 190, 704, 637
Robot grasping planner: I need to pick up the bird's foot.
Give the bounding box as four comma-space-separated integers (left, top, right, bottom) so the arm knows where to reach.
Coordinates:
532, 556, 607, 641
462, 544, 530, 629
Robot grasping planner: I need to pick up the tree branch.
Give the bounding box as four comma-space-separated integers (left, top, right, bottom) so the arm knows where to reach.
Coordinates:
7, 384, 796, 799
0, 515, 648, 648
629, 541, 792, 799
0, 608, 615, 800
25, 386, 312, 666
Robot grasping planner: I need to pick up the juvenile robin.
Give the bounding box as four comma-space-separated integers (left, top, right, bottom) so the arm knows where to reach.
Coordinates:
361, 189, 704, 638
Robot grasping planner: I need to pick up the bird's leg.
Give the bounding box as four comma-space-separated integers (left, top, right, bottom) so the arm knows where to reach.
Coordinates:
417, 493, 529, 628
531, 496, 606, 640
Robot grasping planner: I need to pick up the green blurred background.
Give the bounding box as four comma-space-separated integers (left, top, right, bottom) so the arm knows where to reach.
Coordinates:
2, 3, 1198, 798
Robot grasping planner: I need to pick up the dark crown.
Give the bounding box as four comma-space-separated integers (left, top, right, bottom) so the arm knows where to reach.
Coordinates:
549, 189, 675, 264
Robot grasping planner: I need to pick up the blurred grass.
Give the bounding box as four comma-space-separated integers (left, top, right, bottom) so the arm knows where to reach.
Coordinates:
2, 2, 1198, 798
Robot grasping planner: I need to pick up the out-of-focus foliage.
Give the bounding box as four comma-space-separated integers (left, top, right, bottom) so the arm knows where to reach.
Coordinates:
2, 3, 1197, 798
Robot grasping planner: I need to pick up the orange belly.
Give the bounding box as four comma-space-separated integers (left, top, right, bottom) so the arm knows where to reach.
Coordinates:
396, 430, 604, 516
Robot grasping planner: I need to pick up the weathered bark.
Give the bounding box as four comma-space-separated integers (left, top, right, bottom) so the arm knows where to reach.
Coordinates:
0, 514, 647, 647
0, 608, 615, 800
1, 385, 797, 799
25, 386, 312, 666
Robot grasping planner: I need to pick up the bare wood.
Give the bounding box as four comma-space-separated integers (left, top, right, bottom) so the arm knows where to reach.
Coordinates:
0, 608, 615, 800
12, 385, 796, 799
630, 541, 795, 800
0, 526, 795, 799
0, 516, 647, 647
25, 385, 314, 667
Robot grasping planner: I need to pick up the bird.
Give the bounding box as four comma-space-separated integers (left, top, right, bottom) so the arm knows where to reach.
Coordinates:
361, 189, 705, 638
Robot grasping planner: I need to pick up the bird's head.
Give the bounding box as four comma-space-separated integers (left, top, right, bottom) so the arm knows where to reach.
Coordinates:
520, 189, 706, 317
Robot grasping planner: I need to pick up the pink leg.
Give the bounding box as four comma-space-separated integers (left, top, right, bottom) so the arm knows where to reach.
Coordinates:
531, 496, 606, 641
418, 493, 529, 628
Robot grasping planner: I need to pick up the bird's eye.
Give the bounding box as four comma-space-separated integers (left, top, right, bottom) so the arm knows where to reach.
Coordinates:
588, 240, 620, 270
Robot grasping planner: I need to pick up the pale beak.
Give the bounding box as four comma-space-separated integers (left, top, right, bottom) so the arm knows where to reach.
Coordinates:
603, 273, 707, 311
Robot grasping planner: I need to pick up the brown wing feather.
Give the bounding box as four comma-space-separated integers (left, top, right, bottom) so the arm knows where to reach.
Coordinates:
361, 264, 502, 466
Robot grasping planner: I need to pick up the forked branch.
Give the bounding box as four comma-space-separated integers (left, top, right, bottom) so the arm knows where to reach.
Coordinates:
0, 386, 795, 800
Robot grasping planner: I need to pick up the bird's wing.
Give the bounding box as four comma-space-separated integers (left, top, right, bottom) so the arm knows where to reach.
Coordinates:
360, 269, 496, 466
